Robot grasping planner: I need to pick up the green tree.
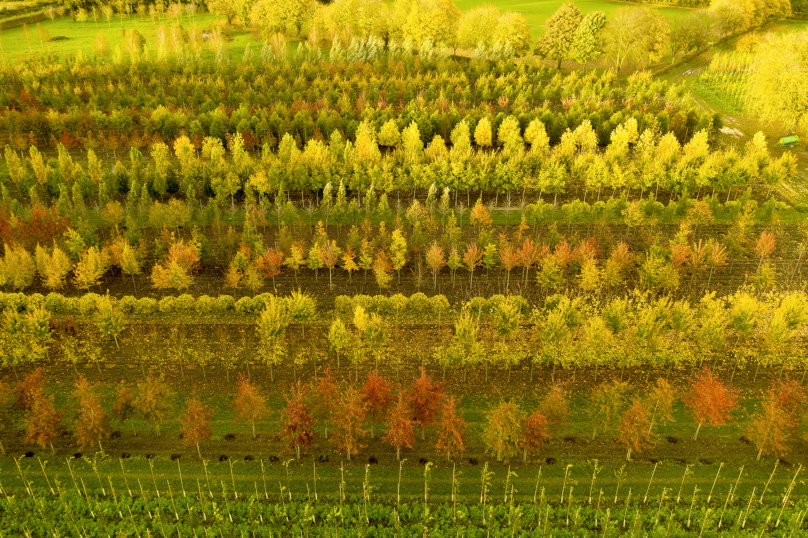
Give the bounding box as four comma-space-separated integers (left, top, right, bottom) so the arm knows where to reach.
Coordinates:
392, 0, 461, 46
95, 295, 125, 350
536, 3, 582, 69
257, 295, 291, 381
249, 0, 315, 36
483, 400, 524, 462
569, 11, 606, 67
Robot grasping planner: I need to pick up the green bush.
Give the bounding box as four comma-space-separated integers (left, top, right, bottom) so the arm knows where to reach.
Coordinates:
135, 297, 158, 315
159, 296, 176, 313
371, 295, 391, 314
175, 294, 196, 311
389, 293, 408, 314
117, 295, 138, 314
26, 293, 45, 311
235, 296, 258, 314
63, 297, 80, 314
215, 295, 235, 312
352, 294, 372, 312
407, 292, 430, 314
430, 295, 450, 315
335, 295, 353, 314
79, 293, 101, 315
286, 291, 315, 322
44, 293, 66, 313
196, 295, 215, 313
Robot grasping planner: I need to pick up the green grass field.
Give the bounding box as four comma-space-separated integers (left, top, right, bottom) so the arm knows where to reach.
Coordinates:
454, 0, 695, 39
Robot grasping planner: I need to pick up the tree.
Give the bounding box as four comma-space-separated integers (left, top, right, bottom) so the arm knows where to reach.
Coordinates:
0, 380, 11, 454
425, 242, 446, 290
748, 32, 808, 137
233, 374, 268, 439
602, 7, 670, 73
434, 397, 466, 461
95, 294, 125, 349
34, 245, 72, 290
180, 396, 213, 459
257, 295, 290, 381
483, 400, 524, 462
112, 382, 138, 436
258, 247, 284, 290
14, 368, 44, 411
331, 385, 367, 461
463, 243, 483, 285
536, 3, 582, 69
646, 378, 677, 434
134, 375, 174, 437
405, 368, 445, 440
383, 393, 415, 460
328, 318, 349, 369
521, 409, 550, 462
25, 388, 61, 454
314, 367, 339, 438
617, 399, 653, 461
569, 11, 606, 67
589, 380, 629, 439
748, 396, 790, 461
685, 369, 738, 441
278, 380, 317, 459
539, 383, 569, 433
392, 0, 461, 47
363, 370, 393, 438
389, 229, 407, 284
249, 0, 314, 36
73, 375, 110, 454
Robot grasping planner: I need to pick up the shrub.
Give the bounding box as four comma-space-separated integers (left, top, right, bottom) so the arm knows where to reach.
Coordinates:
44, 293, 66, 313
235, 296, 257, 314
175, 294, 196, 311
335, 295, 353, 314
159, 296, 176, 313
26, 293, 45, 311
63, 297, 80, 314
466, 296, 488, 316
371, 294, 392, 314
407, 292, 430, 314
79, 293, 101, 315
430, 295, 450, 315
117, 295, 138, 314
196, 295, 215, 313
215, 295, 235, 312
135, 297, 158, 315
352, 294, 372, 312
389, 293, 408, 314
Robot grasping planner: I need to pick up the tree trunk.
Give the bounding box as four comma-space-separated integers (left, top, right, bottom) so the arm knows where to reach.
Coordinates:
197, 443, 202, 459
693, 422, 702, 441
98, 439, 104, 456
397, 447, 401, 461
626, 448, 632, 462
50, 442, 55, 455
252, 422, 256, 439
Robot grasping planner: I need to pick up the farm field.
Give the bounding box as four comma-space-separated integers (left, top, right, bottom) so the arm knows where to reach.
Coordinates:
2, 0, 808, 535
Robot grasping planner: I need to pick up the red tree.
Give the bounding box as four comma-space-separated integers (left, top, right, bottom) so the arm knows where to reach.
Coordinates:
617, 399, 653, 461
684, 369, 738, 440
278, 380, 317, 459
73, 375, 110, 454
180, 395, 213, 459
330, 385, 367, 460
770, 377, 806, 433
499, 243, 518, 291
405, 368, 444, 440
258, 247, 284, 289
233, 373, 268, 439
748, 397, 790, 461
383, 393, 415, 461
434, 397, 467, 461
363, 369, 393, 438
24, 388, 62, 454
314, 367, 339, 438
14, 368, 44, 411
521, 410, 551, 462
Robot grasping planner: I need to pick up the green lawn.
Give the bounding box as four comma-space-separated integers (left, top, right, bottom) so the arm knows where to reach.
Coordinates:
454, 0, 695, 39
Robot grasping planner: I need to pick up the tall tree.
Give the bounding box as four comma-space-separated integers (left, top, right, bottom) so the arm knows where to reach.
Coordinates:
95, 294, 125, 349
249, 0, 315, 36
180, 395, 213, 459
328, 319, 349, 370
540, 383, 569, 433
314, 367, 339, 438
363, 370, 393, 438
536, 3, 582, 69
588, 380, 629, 439
748, 397, 790, 461
685, 369, 738, 441
24, 388, 62, 454
569, 10, 606, 68
278, 380, 317, 459
521, 409, 550, 462
133, 374, 174, 437
257, 295, 290, 381
434, 396, 466, 461
112, 382, 138, 436
483, 400, 524, 462
233, 374, 269, 439
13, 368, 44, 411
73, 375, 110, 454
383, 393, 415, 460
617, 399, 653, 461
405, 368, 445, 440
646, 378, 677, 434
330, 385, 367, 461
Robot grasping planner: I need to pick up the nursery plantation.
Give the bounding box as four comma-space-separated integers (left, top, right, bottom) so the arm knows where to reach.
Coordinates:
3, 0, 808, 535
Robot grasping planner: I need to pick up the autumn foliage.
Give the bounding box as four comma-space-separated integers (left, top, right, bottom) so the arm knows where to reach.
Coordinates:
278, 380, 317, 459
405, 368, 444, 440
233, 374, 268, 439
383, 393, 415, 460
179, 395, 213, 459
684, 369, 738, 440
73, 375, 111, 453
617, 399, 653, 461
434, 397, 467, 461
521, 409, 551, 462
362, 369, 393, 438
